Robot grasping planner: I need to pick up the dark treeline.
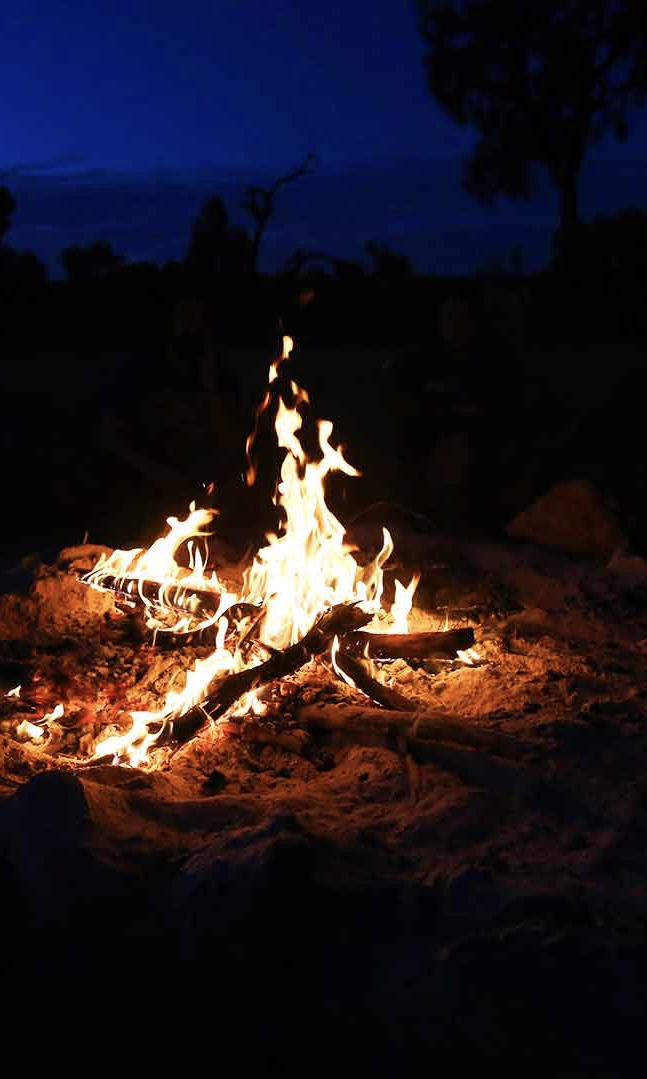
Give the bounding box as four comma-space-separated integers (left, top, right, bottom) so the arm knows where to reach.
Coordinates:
3, 182, 647, 561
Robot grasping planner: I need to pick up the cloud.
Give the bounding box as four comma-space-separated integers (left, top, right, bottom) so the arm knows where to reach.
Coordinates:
0, 153, 87, 180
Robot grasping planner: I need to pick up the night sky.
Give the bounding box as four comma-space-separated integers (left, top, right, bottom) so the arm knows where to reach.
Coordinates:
2, 2, 647, 275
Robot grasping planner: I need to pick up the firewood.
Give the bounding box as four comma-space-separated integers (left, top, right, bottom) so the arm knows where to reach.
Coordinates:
296, 703, 586, 816
342, 626, 475, 660
332, 651, 416, 711
296, 703, 519, 757
86, 574, 474, 660
170, 602, 372, 744
85, 573, 259, 627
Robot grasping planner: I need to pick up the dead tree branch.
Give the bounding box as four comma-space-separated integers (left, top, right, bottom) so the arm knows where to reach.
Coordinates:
243, 152, 317, 275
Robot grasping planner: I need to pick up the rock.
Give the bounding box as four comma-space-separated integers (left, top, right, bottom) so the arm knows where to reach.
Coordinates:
55, 543, 114, 573
506, 479, 626, 559
607, 549, 647, 587
0, 771, 124, 927
0, 567, 115, 642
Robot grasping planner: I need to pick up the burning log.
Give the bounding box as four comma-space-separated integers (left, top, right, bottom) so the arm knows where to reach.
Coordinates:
341, 626, 475, 661
90, 569, 474, 660
85, 573, 259, 628
171, 602, 372, 744
332, 651, 416, 711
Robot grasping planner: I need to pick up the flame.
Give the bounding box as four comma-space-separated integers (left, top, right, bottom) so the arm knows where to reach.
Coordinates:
77, 334, 420, 766
43, 703, 65, 723
6, 684, 21, 698
231, 690, 266, 717
17, 702, 65, 744
330, 635, 354, 687
391, 573, 421, 633
17, 719, 45, 741
457, 647, 480, 666
84, 503, 235, 635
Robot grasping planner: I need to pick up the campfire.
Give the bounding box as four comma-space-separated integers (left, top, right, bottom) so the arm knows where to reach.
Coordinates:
3, 335, 477, 768
5, 340, 647, 1077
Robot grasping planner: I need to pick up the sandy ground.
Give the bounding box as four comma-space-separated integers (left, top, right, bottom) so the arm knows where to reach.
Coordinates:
1, 521, 647, 1074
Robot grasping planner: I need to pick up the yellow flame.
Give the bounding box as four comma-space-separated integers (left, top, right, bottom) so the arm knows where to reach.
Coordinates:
84, 503, 229, 635
330, 635, 355, 688
17, 719, 45, 740
6, 684, 21, 698
457, 647, 480, 666
43, 703, 65, 723
231, 690, 266, 717
82, 334, 419, 767
391, 573, 420, 633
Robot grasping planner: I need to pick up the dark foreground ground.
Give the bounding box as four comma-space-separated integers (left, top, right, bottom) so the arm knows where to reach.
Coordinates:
1, 517, 647, 1076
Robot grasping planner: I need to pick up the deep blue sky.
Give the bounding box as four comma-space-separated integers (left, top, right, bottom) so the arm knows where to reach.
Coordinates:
2, 2, 647, 275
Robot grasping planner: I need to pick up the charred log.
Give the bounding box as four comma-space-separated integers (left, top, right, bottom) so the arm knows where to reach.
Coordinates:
296, 703, 519, 757
342, 626, 475, 660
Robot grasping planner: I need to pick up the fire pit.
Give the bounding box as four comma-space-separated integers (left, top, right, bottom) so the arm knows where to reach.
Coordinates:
1, 334, 476, 769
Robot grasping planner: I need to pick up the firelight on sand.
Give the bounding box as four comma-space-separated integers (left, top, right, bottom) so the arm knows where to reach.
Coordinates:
17, 336, 430, 766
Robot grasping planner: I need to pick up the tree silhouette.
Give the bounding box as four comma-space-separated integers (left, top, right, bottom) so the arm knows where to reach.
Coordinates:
243, 153, 317, 276
284, 248, 365, 279
0, 186, 16, 242
185, 194, 252, 279
61, 240, 125, 281
365, 240, 413, 280
0, 247, 46, 286
415, 1, 647, 257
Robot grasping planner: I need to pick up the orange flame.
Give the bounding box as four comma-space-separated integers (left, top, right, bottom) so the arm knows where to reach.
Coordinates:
77, 335, 420, 766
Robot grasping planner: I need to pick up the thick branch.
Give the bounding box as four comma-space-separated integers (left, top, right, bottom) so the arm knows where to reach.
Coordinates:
84, 574, 258, 627
296, 703, 519, 757
296, 703, 587, 816
342, 626, 475, 660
